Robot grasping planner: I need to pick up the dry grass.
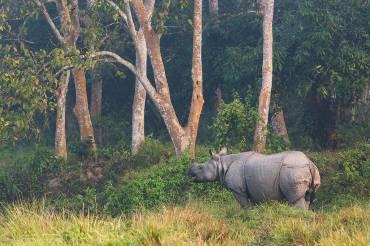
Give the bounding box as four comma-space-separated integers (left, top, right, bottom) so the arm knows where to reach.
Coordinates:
0, 199, 369, 246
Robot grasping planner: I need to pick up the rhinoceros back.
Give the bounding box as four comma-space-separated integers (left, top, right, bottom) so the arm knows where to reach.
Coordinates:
243, 153, 286, 202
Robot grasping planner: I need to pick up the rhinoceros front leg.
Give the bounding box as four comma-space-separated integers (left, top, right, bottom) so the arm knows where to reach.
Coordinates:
292, 197, 310, 209
232, 191, 250, 207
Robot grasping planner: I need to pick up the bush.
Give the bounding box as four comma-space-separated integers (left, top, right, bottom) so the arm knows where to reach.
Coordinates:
332, 141, 370, 196
308, 141, 370, 203
332, 122, 370, 149
100, 137, 173, 182
102, 150, 231, 215
266, 128, 291, 153
0, 146, 65, 201
211, 91, 258, 150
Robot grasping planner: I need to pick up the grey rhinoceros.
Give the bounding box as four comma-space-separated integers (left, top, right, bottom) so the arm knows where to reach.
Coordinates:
188, 148, 321, 209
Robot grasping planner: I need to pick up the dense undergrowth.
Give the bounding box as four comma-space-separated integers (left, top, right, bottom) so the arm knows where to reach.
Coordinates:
0, 139, 369, 245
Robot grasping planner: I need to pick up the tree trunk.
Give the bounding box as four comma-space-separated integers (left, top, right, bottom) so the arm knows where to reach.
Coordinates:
215, 87, 222, 113
55, 71, 70, 159
254, 0, 274, 153
90, 68, 103, 145
209, 0, 219, 28
187, 0, 204, 157
101, 0, 204, 157
72, 68, 96, 150
359, 83, 369, 125
131, 30, 147, 155
271, 101, 289, 143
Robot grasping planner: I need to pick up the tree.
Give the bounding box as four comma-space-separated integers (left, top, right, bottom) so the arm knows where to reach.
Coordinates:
55, 71, 71, 158
129, 1, 153, 155
0, 3, 59, 147
34, 0, 96, 157
209, 0, 219, 28
254, 0, 274, 152
95, 0, 204, 157
90, 67, 103, 145
100, 0, 154, 155
271, 98, 289, 143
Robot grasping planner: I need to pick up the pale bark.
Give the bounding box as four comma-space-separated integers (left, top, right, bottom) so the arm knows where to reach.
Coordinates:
96, 0, 204, 156
105, 0, 152, 155
131, 30, 147, 155
209, 0, 219, 28
133, 0, 204, 156
215, 87, 222, 113
55, 71, 70, 159
37, 0, 96, 154
90, 69, 103, 145
187, 0, 204, 156
359, 83, 369, 125
254, 0, 274, 153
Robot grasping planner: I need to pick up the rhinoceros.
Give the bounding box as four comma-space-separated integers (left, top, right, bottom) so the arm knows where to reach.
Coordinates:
188, 148, 321, 209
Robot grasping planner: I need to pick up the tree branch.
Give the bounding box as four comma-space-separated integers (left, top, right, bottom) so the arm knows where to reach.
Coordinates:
105, 0, 138, 45
144, 0, 155, 19
105, 0, 128, 22
34, 0, 65, 44
70, 0, 81, 40
132, 0, 170, 95
93, 51, 158, 99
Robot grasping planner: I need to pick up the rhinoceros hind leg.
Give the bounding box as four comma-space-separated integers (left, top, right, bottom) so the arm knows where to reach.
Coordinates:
292, 197, 310, 209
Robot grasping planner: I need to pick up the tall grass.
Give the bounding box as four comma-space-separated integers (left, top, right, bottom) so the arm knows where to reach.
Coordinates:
0, 198, 368, 245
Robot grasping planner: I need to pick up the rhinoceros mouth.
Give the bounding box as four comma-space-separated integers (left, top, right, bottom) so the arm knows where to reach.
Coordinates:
187, 170, 201, 182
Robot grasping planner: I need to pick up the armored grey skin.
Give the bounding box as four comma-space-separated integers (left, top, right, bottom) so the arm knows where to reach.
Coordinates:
188, 148, 321, 209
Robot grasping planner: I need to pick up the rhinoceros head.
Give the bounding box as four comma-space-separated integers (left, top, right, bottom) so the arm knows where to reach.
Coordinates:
188, 148, 227, 182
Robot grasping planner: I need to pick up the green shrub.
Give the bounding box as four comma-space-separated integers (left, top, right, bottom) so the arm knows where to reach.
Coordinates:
0, 146, 64, 201
332, 141, 370, 196
211, 91, 258, 150
100, 137, 173, 183
333, 122, 370, 149
308, 141, 370, 203
102, 150, 230, 215
266, 128, 291, 153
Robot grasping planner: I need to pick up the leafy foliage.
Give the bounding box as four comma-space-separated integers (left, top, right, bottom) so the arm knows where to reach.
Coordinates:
211, 91, 258, 150
0, 146, 64, 201
102, 150, 230, 215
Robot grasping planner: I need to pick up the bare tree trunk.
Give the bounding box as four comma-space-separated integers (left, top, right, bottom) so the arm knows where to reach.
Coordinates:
97, 0, 203, 157
254, 0, 274, 153
132, 30, 147, 155
73, 68, 96, 150
90, 68, 103, 145
36, 0, 96, 155
187, 0, 204, 157
359, 83, 369, 125
209, 0, 219, 28
55, 71, 70, 159
215, 87, 222, 113
271, 101, 289, 143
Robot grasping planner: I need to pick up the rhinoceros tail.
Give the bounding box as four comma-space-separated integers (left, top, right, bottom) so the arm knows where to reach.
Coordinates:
305, 188, 315, 203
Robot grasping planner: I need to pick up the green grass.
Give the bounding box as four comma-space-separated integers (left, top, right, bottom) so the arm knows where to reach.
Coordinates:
0, 141, 368, 245
0, 197, 369, 245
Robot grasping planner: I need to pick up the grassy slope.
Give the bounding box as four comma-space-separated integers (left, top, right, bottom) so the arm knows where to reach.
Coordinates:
0, 198, 368, 245
0, 143, 369, 245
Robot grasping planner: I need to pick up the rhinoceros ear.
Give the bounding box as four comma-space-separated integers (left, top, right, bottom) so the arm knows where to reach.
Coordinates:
219, 147, 227, 156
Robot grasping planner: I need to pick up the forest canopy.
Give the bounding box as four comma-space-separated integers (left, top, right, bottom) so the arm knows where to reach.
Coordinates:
0, 0, 368, 156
